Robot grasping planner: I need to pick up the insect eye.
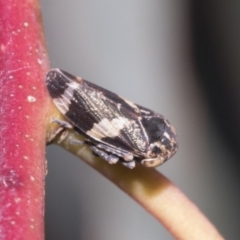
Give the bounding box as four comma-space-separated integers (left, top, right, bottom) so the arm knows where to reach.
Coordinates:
153, 124, 164, 139
141, 117, 167, 143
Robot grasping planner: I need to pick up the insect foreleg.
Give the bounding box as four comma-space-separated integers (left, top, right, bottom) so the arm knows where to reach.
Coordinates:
122, 161, 136, 169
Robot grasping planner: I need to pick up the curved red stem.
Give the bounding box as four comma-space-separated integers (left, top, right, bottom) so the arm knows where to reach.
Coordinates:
0, 1, 50, 239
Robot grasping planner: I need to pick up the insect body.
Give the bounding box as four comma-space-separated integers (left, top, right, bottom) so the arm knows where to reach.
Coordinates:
46, 69, 178, 168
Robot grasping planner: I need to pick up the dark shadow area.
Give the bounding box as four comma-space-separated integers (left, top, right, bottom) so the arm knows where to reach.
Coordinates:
190, 4, 240, 238
190, 1, 240, 162
45, 147, 82, 240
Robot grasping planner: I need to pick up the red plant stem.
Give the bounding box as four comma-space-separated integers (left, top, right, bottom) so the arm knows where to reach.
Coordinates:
0, 0, 50, 239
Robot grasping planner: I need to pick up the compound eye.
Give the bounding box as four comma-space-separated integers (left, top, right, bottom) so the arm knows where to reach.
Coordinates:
141, 157, 165, 168
141, 117, 166, 143
156, 124, 166, 139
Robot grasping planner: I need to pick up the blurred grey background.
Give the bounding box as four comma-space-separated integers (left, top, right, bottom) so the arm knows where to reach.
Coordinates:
40, 0, 240, 239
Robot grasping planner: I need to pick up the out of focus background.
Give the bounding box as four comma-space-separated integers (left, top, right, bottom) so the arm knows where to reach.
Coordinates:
40, 1, 240, 239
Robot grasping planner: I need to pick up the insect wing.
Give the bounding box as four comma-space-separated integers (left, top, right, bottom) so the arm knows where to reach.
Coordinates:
46, 69, 149, 158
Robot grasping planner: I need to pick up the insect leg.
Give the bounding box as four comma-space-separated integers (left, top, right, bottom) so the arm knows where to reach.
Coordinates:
69, 138, 85, 145
51, 118, 73, 129
96, 143, 134, 162
90, 146, 119, 164
122, 161, 136, 169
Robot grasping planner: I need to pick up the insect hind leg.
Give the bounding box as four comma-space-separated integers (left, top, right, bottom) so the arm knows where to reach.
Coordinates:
90, 146, 119, 164
51, 118, 73, 129
69, 138, 85, 145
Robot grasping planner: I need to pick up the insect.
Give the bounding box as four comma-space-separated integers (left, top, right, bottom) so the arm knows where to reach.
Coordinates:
46, 69, 178, 168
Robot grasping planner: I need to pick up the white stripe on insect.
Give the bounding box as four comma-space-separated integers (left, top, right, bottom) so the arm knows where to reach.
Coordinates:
53, 81, 81, 114
87, 117, 130, 139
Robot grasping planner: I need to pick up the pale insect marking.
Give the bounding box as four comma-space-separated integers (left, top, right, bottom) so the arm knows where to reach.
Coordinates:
53, 81, 80, 114
87, 117, 130, 139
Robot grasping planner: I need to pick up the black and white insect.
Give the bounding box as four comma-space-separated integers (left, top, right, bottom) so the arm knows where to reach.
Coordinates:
46, 69, 178, 169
